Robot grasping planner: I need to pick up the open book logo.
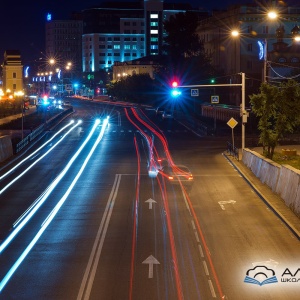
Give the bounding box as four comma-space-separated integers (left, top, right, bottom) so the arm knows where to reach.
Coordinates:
244, 266, 278, 286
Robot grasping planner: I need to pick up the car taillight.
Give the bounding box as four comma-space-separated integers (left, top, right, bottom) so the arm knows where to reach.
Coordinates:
168, 176, 174, 180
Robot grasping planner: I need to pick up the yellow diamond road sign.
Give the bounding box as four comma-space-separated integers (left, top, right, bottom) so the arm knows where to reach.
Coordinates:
227, 117, 238, 129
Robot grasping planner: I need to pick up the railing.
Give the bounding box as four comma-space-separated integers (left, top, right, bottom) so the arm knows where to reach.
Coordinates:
226, 141, 239, 161
14, 108, 73, 154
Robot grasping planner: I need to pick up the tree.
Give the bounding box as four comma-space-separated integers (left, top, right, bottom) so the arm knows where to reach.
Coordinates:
161, 11, 215, 83
107, 74, 157, 105
249, 80, 300, 159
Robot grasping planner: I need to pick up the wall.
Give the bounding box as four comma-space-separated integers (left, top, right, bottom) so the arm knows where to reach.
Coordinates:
0, 135, 13, 162
242, 148, 300, 217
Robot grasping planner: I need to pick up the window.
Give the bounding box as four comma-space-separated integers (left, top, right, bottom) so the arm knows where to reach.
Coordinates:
13, 84, 16, 90
151, 37, 158, 42
114, 45, 120, 49
99, 53, 105, 56
151, 30, 158, 34
107, 53, 112, 56
114, 53, 120, 56
107, 45, 112, 49
124, 22, 130, 26
291, 57, 299, 63
99, 45, 105, 49
150, 14, 158, 18
278, 57, 287, 63
13, 72, 16, 78
124, 45, 130, 50
151, 22, 158, 26
114, 37, 120, 41
262, 26, 268, 34
132, 45, 137, 50
124, 53, 130, 57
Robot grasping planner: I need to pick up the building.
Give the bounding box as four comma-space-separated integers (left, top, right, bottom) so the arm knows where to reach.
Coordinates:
268, 24, 300, 81
112, 56, 160, 81
81, 1, 199, 76
196, 1, 300, 105
1, 50, 23, 95
45, 12, 83, 80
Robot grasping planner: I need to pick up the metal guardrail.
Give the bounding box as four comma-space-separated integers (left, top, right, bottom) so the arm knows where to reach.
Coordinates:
14, 108, 73, 154
226, 141, 239, 161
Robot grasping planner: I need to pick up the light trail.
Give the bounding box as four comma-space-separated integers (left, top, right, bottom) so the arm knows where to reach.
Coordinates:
0, 119, 99, 254
129, 136, 141, 300
0, 118, 109, 292
0, 119, 76, 181
0, 120, 82, 195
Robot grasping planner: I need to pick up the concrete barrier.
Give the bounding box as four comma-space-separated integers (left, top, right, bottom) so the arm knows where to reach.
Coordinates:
0, 135, 13, 162
276, 165, 300, 214
242, 148, 300, 216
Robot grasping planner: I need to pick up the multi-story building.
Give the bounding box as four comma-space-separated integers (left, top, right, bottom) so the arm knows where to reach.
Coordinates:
43, 1, 207, 94
45, 12, 83, 79
196, 1, 300, 105
2, 50, 23, 95
81, 1, 199, 76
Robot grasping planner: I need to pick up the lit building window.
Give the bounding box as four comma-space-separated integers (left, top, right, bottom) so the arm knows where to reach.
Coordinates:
114, 45, 121, 49
151, 30, 158, 34
150, 14, 158, 19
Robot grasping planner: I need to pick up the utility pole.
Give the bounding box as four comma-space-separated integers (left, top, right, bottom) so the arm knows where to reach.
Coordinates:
177, 72, 246, 150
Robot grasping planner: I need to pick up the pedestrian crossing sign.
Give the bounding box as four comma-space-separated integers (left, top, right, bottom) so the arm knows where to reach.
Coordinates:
191, 89, 199, 96
211, 95, 219, 103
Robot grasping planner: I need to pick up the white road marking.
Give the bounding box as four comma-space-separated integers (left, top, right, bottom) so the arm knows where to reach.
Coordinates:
142, 255, 160, 279
218, 200, 236, 210
77, 174, 121, 300
145, 198, 157, 210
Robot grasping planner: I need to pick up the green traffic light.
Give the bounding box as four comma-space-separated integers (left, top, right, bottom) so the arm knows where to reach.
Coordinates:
210, 78, 215, 83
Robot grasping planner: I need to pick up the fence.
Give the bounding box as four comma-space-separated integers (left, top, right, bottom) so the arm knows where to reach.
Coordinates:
14, 108, 73, 154
227, 141, 239, 161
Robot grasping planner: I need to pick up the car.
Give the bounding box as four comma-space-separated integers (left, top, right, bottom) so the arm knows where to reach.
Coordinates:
159, 164, 193, 188
63, 100, 71, 106
162, 110, 173, 119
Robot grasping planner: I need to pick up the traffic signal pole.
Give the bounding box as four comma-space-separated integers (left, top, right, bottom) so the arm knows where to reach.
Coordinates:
177, 72, 246, 150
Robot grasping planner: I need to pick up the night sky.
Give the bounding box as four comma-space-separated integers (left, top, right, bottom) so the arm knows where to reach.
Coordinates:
0, 0, 297, 64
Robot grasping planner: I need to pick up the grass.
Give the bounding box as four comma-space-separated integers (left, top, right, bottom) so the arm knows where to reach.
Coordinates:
272, 152, 300, 170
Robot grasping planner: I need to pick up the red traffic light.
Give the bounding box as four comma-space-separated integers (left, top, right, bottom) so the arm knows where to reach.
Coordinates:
172, 81, 178, 88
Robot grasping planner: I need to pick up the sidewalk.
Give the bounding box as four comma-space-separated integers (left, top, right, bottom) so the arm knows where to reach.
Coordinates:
225, 147, 300, 240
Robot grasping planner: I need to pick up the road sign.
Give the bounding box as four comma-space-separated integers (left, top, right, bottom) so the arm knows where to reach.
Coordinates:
211, 95, 219, 103
65, 84, 72, 91
191, 89, 199, 96
227, 117, 238, 129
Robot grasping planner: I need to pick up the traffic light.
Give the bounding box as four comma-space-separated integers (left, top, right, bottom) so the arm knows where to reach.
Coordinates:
171, 89, 181, 97
172, 81, 178, 88
210, 78, 215, 84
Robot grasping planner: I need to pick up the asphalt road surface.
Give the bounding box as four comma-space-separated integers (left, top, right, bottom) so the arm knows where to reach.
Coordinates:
0, 98, 299, 300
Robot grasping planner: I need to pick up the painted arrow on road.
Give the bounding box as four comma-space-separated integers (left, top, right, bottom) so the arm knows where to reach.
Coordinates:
145, 198, 156, 210
218, 200, 236, 210
142, 255, 160, 278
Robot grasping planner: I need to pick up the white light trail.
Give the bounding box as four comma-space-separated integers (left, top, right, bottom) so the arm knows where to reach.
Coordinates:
0, 119, 100, 253
0, 121, 82, 195
0, 117, 108, 292
0, 120, 76, 181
